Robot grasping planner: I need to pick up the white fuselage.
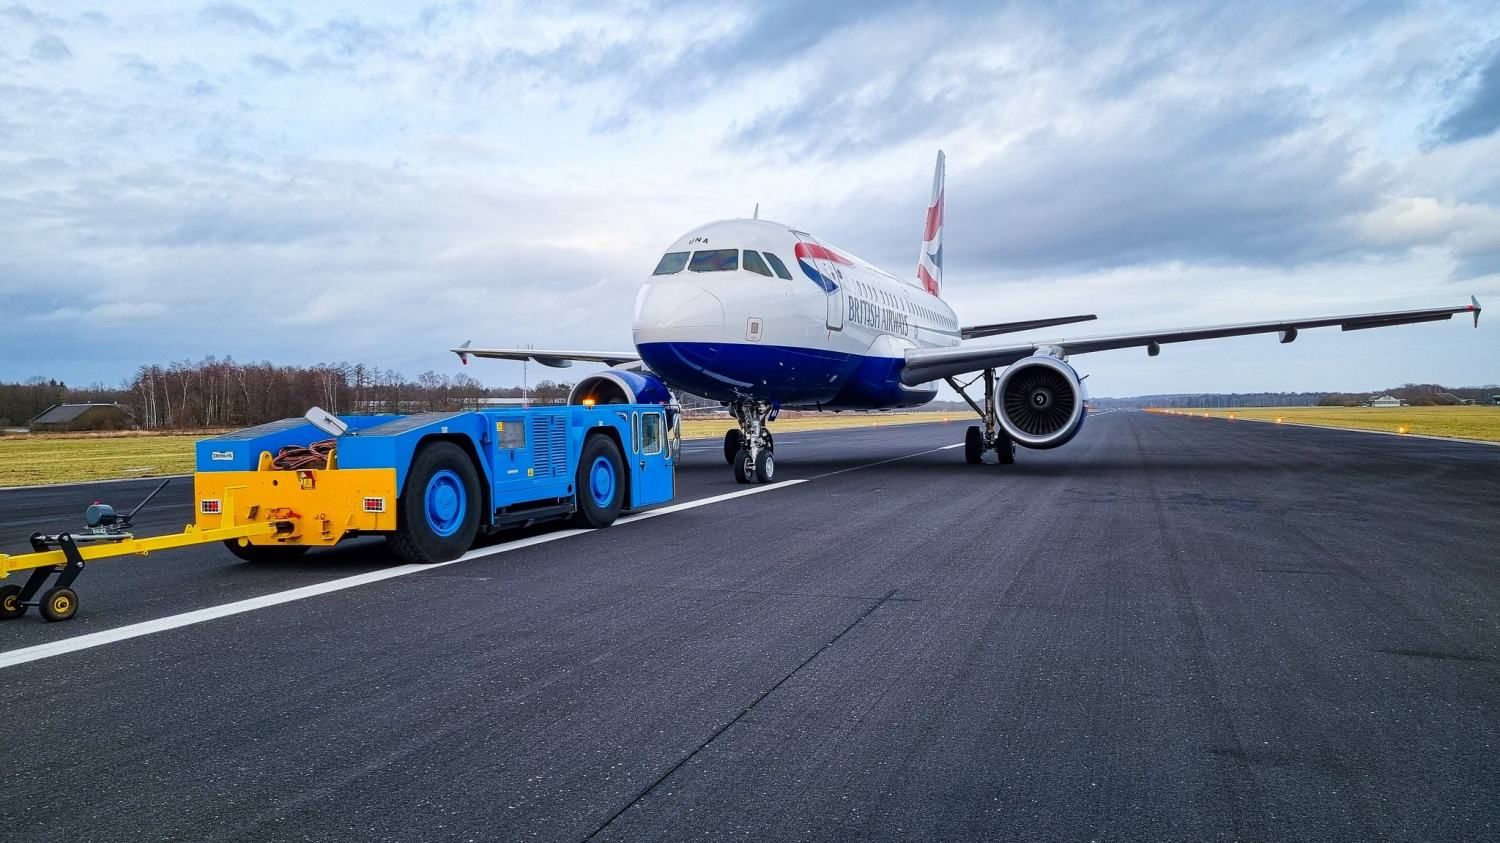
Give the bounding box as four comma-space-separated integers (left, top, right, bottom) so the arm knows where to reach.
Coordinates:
632, 219, 958, 408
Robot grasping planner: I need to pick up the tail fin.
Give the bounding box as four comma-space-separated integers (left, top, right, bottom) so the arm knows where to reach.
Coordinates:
917, 150, 944, 296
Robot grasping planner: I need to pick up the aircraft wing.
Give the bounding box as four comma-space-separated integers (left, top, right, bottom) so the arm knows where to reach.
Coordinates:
901, 297, 1481, 385
960, 313, 1097, 339
451, 341, 640, 369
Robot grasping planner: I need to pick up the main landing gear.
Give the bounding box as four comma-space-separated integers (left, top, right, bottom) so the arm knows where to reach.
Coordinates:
724, 399, 776, 484
948, 369, 1015, 466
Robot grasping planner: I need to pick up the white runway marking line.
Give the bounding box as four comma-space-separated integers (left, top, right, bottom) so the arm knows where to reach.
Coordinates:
0, 480, 807, 671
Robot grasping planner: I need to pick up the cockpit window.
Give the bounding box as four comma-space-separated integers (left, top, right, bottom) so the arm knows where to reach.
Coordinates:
762, 252, 793, 280
742, 250, 773, 277
653, 252, 689, 275
689, 249, 738, 272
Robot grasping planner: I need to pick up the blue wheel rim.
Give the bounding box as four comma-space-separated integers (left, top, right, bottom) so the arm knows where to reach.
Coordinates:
588, 455, 616, 508
423, 469, 467, 537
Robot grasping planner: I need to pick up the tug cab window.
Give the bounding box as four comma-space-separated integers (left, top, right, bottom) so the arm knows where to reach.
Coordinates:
653, 252, 689, 275
762, 252, 793, 280
641, 412, 663, 455
742, 250, 773, 277
689, 249, 739, 272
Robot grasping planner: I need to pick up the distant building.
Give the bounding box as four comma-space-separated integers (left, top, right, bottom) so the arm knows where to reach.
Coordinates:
1493, 394, 1500, 406
1369, 394, 1402, 408
29, 403, 133, 432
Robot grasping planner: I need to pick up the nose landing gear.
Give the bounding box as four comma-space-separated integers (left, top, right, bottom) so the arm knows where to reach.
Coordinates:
727, 399, 776, 483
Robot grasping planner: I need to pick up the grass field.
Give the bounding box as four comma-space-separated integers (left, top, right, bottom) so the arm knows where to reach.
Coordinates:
0, 412, 962, 488
1154, 405, 1500, 443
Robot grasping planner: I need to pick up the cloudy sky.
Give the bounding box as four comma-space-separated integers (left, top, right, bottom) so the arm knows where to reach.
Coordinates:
2, 0, 1497, 397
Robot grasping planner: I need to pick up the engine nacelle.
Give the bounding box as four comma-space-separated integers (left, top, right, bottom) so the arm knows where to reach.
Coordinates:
996, 355, 1087, 449
568, 369, 674, 406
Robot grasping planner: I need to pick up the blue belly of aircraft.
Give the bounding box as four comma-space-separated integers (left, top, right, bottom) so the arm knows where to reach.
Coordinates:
636, 341, 937, 409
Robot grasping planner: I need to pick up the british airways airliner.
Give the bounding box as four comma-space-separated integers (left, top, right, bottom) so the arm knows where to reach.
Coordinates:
456, 152, 1481, 484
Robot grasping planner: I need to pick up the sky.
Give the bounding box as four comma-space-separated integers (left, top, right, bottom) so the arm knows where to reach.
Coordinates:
1, 0, 1498, 398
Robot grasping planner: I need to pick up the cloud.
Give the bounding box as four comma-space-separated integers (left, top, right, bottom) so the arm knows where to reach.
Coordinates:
248, 53, 291, 76
199, 3, 279, 36
29, 34, 71, 61
0, 0, 1497, 394
1435, 43, 1500, 143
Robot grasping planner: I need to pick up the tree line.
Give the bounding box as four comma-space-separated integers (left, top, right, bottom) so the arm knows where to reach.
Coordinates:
0, 358, 576, 429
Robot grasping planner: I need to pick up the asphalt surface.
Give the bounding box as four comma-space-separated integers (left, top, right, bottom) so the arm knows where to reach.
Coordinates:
1, 412, 1497, 841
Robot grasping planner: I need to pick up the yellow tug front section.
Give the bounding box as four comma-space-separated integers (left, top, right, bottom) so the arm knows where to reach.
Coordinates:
194, 467, 399, 548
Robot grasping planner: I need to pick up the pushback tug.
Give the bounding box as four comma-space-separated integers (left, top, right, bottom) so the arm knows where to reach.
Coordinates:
1, 374, 679, 622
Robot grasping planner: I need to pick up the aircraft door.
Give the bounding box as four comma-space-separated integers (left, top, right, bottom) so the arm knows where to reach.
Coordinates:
794, 232, 844, 332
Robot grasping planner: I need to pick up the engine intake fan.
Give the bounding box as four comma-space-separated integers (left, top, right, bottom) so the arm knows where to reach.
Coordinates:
997, 356, 1087, 449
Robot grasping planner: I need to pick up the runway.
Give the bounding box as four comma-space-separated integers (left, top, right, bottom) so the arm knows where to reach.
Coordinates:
2, 412, 1497, 841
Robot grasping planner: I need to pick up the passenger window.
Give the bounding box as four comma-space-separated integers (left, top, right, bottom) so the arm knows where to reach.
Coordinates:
641, 412, 663, 455
653, 252, 689, 275
762, 252, 793, 280
742, 250, 773, 277
689, 249, 738, 272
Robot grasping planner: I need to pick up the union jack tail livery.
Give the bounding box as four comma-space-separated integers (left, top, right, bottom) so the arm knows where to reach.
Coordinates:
917, 149, 945, 297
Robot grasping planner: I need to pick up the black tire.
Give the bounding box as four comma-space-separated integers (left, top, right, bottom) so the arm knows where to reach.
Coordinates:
388, 441, 483, 564
754, 449, 775, 484
997, 433, 1016, 465
39, 587, 78, 623
964, 426, 984, 464
0, 584, 24, 620
732, 448, 753, 484
222, 540, 310, 563
723, 429, 742, 465
573, 434, 626, 528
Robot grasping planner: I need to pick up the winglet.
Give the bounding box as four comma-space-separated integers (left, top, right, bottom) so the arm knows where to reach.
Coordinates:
454, 340, 472, 365
1472, 296, 1482, 328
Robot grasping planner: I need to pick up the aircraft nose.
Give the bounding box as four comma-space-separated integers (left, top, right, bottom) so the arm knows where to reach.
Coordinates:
634, 282, 725, 331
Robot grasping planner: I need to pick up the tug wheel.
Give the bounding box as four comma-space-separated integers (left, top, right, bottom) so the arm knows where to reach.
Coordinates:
39, 587, 78, 623
572, 434, 626, 529
223, 540, 310, 563
0, 584, 24, 620
389, 441, 483, 564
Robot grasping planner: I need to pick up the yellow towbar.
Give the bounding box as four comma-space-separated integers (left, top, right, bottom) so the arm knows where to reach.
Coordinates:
0, 481, 297, 623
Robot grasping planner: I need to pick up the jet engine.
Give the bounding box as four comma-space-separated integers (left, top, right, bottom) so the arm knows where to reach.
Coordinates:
996, 355, 1087, 449
568, 369, 674, 406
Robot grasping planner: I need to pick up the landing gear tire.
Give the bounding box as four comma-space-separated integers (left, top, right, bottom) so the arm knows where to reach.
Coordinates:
573, 434, 626, 528
223, 540, 310, 564
724, 429, 742, 465
39, 587, 78, 623
997, 435, 1016, 465
754, 450, 775, 484
732, 448, 753, 484
964, 426, 984, 465
388, 440, 483, 564
0, 584, 24, 620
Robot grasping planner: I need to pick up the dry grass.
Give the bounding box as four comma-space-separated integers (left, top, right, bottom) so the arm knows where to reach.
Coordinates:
0, 434, 204, 487
0, 412, 963, 487
1152, 405, 1500, 442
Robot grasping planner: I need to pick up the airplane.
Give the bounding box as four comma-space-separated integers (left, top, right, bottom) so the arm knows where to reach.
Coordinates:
454, 151, 1482, 484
